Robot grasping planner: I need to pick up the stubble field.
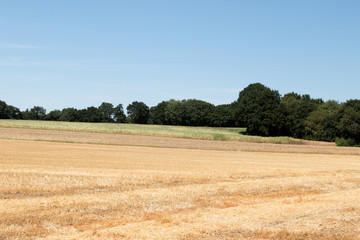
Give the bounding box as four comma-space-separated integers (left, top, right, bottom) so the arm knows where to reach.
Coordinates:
1, 127, 360, 239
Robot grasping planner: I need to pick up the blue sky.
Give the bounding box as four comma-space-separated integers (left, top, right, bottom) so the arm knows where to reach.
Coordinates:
1, 0, 359, 111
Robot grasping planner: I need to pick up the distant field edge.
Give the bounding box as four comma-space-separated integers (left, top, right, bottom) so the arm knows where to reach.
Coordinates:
0, 119, 293, 144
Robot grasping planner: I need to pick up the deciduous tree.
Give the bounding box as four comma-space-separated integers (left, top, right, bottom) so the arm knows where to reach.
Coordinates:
114, 104, 126, 123
235, 83, 286, 136
127, 101, 149, 124
97, 102, 114, 122
337, 100, 360, 145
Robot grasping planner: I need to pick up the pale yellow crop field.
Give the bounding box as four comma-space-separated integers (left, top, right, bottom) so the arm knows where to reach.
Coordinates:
1, 130, 360, 239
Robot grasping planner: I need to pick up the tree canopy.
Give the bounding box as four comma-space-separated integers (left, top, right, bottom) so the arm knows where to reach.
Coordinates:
337, 100, 360, 145
126, 101, 149, 124
235, 83, 286, 136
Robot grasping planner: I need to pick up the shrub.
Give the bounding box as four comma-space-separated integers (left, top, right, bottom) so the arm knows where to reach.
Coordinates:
335, 137, 358, 147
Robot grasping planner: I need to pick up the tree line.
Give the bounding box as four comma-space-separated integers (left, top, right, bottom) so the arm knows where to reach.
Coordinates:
1, 83, 359, 146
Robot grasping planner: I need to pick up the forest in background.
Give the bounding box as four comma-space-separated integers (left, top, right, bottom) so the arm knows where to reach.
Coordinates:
1, 83, 359, 146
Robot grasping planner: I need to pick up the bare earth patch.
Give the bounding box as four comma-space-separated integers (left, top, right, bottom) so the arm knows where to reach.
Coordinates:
0, 128, 360, 239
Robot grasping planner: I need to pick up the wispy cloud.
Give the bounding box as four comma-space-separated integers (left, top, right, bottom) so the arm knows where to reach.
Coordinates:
0, 57, 161, 72
0, 43, 46, 50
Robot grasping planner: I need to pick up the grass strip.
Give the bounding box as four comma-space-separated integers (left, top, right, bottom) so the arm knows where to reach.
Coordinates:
0, 119, 291, 143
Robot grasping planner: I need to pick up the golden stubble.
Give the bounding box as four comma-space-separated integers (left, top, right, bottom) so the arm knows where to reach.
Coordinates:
1, 137, 360, 239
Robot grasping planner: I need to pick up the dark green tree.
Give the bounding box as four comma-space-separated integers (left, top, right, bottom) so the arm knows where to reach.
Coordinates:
24, 106, 46, 120
0, 100, 8, 119
235, 83, 286, 136
304, 100, 341, 141
151, 99, 216, 126
97, 102, 115, 122
180, 99, 215, 126
164, 99, 183, 125
0, 101, 22, 119
149, 101, 169, 125
113, 104, 126, 123
337, 100, 360, 145
45, 110, 62, 121
209, 103, 236, 127
322, 113, 341, 142
80, 107, 100, 122
7, 105, 22, 119
281, 93, 322, 138
59, 108, 80, 122
127, 101, 149, 124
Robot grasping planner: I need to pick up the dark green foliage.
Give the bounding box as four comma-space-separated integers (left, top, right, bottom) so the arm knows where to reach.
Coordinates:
6, 105, 22, 119
42, 103, 126, 123
45, 110, 62, 121
41, 103, 126, 123
23, 106, 46, 120
97, 102, 115, 122
79, 107, 100, 122
304, 100, 341, 141
322, 113, 340, 142
235, 83, 286, 136
304, 109, 328, 140
59, 108, 80, 122
149, 101, 169, 125
0, 100, 7, 119
209, 103, 236, 127
335, 137, 358, 147
180, 99, 215, 126
113, 104, 126, 123
0, 101, 22, 119
281, 93, 322, 138
164, 99, 183, 125
127, 101, 149, 124
150, 99, 215, 126
336, 100, 360, 145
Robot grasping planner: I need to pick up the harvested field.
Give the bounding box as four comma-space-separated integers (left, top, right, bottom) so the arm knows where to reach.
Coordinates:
1, 128, 360, 239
